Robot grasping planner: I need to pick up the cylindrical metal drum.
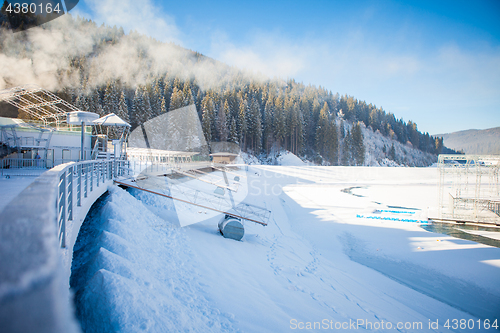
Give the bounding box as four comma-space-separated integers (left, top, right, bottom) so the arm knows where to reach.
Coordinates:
218, 215, 244, 241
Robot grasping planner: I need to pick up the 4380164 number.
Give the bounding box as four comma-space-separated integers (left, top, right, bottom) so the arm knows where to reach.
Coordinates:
5, 2, 62, 15
444, 319, 498, 330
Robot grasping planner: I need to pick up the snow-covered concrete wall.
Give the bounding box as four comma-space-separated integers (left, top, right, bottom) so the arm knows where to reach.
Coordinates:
0, 169, 82, 333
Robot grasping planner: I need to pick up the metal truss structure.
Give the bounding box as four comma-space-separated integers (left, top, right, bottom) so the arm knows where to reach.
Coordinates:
438, 154, 500, 224
0, 84, 80, 127
115, 177, 270, 226
119, 160, 271, 226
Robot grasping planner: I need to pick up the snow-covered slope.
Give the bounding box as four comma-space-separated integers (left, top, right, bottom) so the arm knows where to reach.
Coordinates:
360, 122, 437, 167
71, 166, 499, 332
71, 186, 237, 332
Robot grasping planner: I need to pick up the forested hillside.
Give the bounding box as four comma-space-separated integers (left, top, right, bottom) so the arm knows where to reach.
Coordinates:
0, 14, 442, 166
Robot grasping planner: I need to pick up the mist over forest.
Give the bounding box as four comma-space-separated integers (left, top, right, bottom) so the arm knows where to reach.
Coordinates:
0, 12, 445, 166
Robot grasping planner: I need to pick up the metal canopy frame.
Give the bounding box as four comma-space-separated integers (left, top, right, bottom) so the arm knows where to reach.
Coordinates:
0, 84, 81, 127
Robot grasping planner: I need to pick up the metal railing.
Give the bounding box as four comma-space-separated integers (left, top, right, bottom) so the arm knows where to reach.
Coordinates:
1, 158, 116, 177
127, 159, 213, 176
55, 159, 130, 247
1, 158, 50, 177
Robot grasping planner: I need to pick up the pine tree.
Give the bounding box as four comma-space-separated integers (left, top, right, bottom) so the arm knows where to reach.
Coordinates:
295, 102, 305, 155
389, 143, 396, 161
142, 86, 154, 121
434, 137, 443, 154
196, 89, 203, 118
163, 77, 173, 111
217, 100, 228, 142
183, 81, 194, 106
131, 86, 144, 128
169, 86, 184, 111
103, 81, 118, 115
329, 121, 339, 165
229, 117, 238, 144
273, 94, 286, 149
315, 102, 330, 160
339, 119, 345, 139
262, 98, 274, 154
88, 89, 102, 116
75, 94, 89, 112
201, 94, 215, 143
238, 98, 248, 148
254, 103, 262, 153
117, 91, 130, 124
315, 104, 325, 155
160, 96, 167, 114
341, 129, 352, 166
247, 98, 262, 153
351, 122, 365, 165
151, 79, 163, 116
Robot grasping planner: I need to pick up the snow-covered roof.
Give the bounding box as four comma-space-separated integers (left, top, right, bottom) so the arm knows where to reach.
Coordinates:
0, 116, 25, 127
127, 147, 199, 157
93, 113, 131, 127
209, 152, 239, 157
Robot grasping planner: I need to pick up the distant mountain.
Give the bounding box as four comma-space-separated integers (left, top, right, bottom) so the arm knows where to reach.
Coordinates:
435, 127, 500, 155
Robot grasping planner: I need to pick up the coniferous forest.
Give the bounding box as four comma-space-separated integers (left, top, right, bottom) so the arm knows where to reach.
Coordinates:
0, 13, 445, 166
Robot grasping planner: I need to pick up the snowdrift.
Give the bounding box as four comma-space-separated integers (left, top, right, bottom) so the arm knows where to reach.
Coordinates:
70, 167, 499, 332
70, 186, 237, 332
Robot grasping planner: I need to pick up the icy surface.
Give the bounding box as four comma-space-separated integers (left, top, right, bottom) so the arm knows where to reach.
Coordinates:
71, 166, 500, 332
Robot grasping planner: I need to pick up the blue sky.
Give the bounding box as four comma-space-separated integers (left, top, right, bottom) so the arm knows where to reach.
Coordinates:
72, 0, 500, 134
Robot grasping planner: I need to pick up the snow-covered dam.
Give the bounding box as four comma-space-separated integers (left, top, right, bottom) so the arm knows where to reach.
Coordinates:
2, 165, 500, 332
0, 159, 127, 333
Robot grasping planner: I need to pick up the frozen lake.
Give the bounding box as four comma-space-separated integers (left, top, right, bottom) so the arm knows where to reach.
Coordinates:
71, 166, 500, 332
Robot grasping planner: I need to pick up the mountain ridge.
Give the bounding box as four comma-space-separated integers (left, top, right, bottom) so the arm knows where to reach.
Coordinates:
434, 127, 500, 155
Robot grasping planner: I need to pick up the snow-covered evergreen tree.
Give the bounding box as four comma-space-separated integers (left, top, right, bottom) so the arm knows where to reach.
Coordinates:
169, 87, 184, 111
117, 91, 130, 124
217, 100, 229, 142
352, 122, 365, 165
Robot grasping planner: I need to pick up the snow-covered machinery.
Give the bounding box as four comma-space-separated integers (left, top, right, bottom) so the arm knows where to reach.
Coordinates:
218, 215, 244, 241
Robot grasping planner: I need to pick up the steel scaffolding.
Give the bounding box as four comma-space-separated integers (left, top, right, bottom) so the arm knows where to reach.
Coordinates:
0, 84, 80, 126
438, 154, 500, 224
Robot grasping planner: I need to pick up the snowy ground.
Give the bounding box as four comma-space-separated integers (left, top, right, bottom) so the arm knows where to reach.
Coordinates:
70, 165, 500, 332
0, 173, 43, 212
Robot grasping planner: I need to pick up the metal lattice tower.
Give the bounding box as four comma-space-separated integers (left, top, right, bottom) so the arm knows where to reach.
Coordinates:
0, 84, 81, 127
438, 154, 500, 224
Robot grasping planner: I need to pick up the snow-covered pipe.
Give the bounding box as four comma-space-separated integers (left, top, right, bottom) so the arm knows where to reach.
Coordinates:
218, 215, 244, 241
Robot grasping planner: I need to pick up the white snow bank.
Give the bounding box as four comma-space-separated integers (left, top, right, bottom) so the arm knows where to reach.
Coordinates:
70, 186, 237, 332
234, 152, 261, 165
276, 151, 306, 166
